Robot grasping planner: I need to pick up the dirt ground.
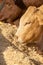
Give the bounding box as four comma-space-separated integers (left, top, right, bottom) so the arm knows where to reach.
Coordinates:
0, 21, 43, 65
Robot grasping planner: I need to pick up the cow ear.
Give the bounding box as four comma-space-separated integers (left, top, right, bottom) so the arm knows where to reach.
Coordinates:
38, 5, 43, 25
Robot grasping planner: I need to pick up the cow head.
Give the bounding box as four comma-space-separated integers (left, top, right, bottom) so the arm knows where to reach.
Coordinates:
16, 5, 43, 43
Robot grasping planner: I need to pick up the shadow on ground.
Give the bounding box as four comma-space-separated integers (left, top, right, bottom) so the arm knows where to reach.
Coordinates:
0, 29, 22, 65
0, 29, 13, 65
0, 29, 43, 65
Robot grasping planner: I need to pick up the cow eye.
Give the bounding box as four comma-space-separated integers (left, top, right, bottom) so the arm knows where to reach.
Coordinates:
24, 21, 31, 26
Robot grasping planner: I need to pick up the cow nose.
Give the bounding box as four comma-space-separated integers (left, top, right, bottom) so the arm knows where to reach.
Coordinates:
15, 34, 23, 43
15, 32, 24, 43
15, 32, 18, 37
17, 37, 24, 43
15, 31, 20, 38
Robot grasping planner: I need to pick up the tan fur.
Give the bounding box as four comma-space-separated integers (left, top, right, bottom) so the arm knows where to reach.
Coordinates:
16, 5, 43, 43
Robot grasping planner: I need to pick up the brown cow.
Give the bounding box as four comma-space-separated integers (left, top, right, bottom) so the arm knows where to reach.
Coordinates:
0, 0, 43, 23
